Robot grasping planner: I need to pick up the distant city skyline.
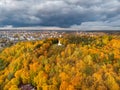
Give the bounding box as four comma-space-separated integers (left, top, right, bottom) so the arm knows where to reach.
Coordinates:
0, 0, 120, 30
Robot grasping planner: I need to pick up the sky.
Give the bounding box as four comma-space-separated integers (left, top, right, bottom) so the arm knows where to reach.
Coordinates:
0, 0, 120, 30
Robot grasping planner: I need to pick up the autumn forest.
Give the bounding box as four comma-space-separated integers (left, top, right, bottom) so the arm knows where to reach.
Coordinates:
0, 33, 120, 90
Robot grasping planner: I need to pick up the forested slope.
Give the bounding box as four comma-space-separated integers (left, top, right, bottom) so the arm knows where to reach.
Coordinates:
0, 35, 120, 90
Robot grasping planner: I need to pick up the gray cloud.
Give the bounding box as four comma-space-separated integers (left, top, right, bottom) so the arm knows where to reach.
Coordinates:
71, 14, 120, 30
0, 0, 120, 30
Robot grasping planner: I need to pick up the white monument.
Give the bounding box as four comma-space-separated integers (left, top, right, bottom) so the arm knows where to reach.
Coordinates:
58, 40, 62, 46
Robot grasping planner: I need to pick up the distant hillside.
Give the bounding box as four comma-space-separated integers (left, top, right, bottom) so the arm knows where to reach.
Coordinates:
0, 35, 120, 90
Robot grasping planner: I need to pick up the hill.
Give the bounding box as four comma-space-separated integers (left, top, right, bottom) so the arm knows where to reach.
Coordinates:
0, 35, 120, 90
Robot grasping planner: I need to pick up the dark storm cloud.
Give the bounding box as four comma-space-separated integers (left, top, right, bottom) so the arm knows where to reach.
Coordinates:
0, 0, 120, 29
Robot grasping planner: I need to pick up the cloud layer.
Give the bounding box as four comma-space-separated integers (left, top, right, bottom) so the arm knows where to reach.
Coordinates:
0, 0, 120, 30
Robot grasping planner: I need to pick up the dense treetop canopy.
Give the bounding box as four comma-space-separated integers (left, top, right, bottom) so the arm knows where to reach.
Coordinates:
0, 35, 120, 90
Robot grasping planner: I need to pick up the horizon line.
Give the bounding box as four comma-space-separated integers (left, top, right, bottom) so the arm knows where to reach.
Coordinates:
0, 26, 120, 31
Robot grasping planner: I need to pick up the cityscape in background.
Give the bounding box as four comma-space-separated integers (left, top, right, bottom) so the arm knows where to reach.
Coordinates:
0, 29, 119, 49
